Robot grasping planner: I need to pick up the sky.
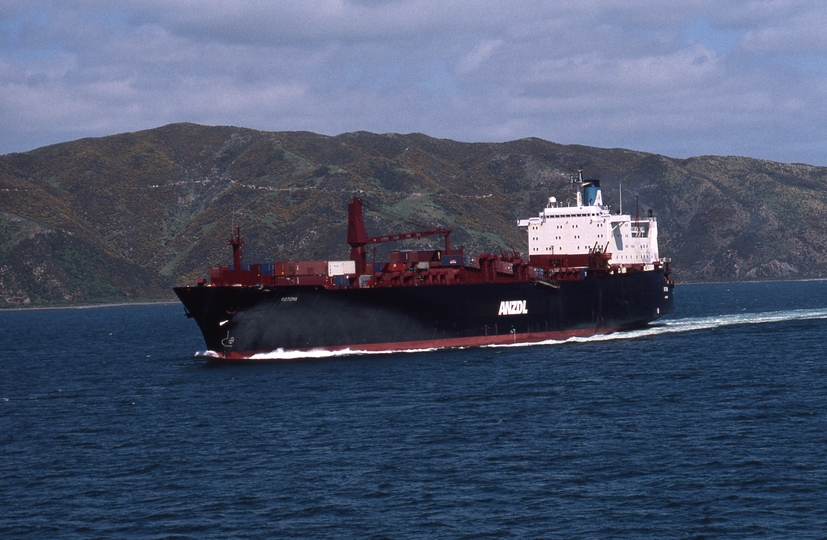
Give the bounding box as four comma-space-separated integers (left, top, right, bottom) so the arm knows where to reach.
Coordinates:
2, 1, 827, 165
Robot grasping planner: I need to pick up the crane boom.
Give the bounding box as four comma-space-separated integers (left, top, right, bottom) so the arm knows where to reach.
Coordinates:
347, 197, 452, 274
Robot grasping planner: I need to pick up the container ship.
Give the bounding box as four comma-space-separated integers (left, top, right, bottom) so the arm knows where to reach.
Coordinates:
174, 175, 674, 358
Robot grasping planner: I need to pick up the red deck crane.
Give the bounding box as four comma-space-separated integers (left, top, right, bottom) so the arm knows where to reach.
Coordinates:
347, 197, 452, 275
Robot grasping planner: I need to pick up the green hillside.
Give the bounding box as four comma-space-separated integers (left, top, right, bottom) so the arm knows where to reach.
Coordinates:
2, 123, 827, 307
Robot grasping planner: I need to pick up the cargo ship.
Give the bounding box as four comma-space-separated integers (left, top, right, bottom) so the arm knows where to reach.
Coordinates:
175, 175, 674, 358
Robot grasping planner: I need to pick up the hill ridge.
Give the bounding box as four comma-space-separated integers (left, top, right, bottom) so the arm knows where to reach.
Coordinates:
2, 123, 827, 306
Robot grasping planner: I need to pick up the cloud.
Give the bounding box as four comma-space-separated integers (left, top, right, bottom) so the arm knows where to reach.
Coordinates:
456, 39, 503, 75
740, 10, 827, 54
1, 1, 827, 165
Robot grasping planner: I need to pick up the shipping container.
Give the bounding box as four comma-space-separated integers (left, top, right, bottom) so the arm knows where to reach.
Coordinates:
328, 260, 356, 276
495, 261, 514, 274
397, 250, 439, 262
295, 275, 328, 286
296, 260, 327, 275
261, 263, 274, 276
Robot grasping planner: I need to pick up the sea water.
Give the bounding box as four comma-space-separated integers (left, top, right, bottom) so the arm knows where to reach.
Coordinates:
2, 281, 826, 538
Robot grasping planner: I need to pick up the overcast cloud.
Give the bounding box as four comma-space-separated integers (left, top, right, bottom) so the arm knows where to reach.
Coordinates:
2, 1, 826, 164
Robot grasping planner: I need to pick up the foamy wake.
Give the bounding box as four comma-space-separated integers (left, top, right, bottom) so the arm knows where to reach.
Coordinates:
194, 307, 827, 359
249, 347, 439, 360
194, 347, 439, 360
493, 306, 827, 348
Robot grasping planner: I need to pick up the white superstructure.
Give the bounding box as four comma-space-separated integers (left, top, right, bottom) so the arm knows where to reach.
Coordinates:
517, 176, 660, 266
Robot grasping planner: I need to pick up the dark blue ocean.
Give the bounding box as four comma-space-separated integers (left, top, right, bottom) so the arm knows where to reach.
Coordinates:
2, 281, 827, 538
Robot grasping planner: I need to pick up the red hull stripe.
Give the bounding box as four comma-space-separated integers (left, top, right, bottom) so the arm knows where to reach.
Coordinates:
212, 325, 635, 360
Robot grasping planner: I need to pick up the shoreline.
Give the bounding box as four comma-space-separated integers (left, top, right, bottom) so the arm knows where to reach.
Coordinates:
677, 277, 827, 286
4, 277, 827, 311
0, 300, 180, 312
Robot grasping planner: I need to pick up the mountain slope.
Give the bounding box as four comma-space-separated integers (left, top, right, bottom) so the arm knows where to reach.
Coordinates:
2, 123, 827, 307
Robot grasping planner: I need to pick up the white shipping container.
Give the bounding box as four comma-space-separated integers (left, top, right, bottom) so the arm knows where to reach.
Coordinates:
328, 260, 356, 276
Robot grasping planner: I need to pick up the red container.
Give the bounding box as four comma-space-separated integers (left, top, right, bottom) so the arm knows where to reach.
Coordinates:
495, 261, 514, 274
295, 275, 329, 286
296, 260, 327, 275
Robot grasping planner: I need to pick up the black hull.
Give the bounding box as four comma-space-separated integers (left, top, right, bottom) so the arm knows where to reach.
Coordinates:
175, 269, 673, 358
